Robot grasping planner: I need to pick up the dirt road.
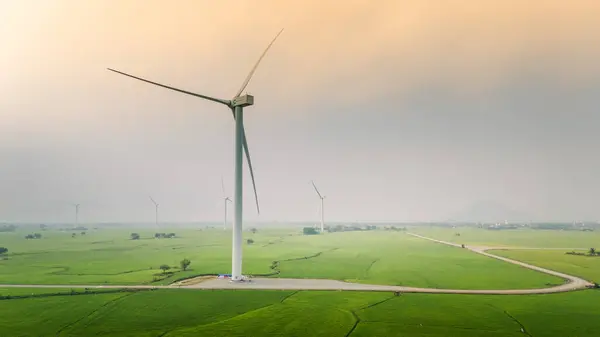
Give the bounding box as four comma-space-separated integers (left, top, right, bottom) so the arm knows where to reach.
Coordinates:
406, 233, 593, 293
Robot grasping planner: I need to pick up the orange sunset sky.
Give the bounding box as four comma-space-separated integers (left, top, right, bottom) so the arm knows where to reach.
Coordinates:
1, 1, 600, 223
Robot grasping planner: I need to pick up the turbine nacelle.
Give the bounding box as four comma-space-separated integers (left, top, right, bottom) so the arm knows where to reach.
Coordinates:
232, 94, 254, 107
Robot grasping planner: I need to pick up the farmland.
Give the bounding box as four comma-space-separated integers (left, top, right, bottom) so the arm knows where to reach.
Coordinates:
0, 288, 599, 336
411, 226, 600, 284
492, 249, 600, 284
1, 225, 599, 336
0, 227, 563, 289
410, 226, 600, 248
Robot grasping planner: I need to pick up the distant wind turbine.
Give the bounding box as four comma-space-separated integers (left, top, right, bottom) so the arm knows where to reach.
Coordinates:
221, 177, 232, 230
149, 196, 159, 229
108, 29, 284, 281
72, 203, 80, 227
311, 181, 326, 233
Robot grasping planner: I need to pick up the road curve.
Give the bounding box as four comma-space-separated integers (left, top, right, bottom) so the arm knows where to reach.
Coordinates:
407, 232, 593, 293
0, 234, 593, 295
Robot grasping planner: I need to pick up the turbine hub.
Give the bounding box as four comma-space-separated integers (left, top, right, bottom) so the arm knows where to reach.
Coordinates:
232, 94, 254, 107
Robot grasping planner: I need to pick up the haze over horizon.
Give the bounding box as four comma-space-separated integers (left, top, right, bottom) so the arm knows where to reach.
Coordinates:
2, 1, 599, 223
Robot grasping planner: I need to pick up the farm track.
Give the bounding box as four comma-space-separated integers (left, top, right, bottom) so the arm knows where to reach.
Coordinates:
0, 233, 593, 295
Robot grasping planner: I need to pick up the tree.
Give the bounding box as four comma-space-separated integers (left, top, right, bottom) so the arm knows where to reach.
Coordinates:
250, 228, 257, 234
155, 232, 176, 238
589, 248, 596, 256
33, 233, 42, 239
81, 232, 86, 235
303, 227, 319, 235
130, 233, 140, 240
71, 233, 76, 238
247, 239, 254, 244
159, 264, 171, 274
0, 247, 7, 254
180, 258, 191, 271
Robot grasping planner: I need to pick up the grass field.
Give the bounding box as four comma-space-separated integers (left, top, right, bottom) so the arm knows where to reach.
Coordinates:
1, 288, 598, 336
411, 227, 600, 248
2, 225, 597, 336
0, 228, 564, 289
492, 249, 600, 283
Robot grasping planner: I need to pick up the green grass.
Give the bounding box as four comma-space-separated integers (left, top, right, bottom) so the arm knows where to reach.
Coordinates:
411, 227, 600, 248
491, 249, 600, 283
354, 290, 600, 337
1, 289, 599, 336
0, 287, 120, 297
61, 290, 291, 336
0, 292, 128, 336
2, 226, 598, 336
0, 228, 563, 290
277, 233, 562, 289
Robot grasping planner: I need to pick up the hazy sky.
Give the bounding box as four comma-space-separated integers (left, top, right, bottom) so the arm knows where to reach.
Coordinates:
1, 0, 599, 223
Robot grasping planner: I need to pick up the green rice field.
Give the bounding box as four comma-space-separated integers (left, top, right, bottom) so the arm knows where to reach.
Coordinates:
1, 225, 598, 336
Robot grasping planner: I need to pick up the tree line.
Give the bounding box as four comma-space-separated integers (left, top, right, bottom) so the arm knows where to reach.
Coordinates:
130, 233, 176, 240
565, 248, 599, 256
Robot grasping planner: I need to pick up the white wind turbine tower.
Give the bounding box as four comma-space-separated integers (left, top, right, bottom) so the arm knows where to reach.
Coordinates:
311, 181, 326, 233
108, 29, 284, 282
221, 177, 232, 230
72, 203, 80, 227
149, 196, 159, 229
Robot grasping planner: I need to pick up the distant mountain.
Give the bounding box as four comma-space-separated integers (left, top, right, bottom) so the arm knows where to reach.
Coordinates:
450, 200, 533, 223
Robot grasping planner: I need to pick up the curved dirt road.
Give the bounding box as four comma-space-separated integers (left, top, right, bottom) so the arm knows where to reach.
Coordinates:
406, 233, 593, 293
0, 233, 593, 295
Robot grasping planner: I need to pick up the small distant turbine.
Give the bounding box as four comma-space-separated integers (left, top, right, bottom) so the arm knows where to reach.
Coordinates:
108, 29, 284, 282
311, 181, 326, 233
221, 177, 232, 230
149, 196, 159, 229
72, 203, 80, 227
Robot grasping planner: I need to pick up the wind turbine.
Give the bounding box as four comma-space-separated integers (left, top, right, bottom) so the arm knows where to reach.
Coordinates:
149, 196, 159, 229
311, 181, 326, 233
107, 29, 284, 282
221, 177, 232, 230
72, 203, 80, 227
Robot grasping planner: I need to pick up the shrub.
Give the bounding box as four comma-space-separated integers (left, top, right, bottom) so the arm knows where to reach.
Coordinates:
303, 227, 319, 235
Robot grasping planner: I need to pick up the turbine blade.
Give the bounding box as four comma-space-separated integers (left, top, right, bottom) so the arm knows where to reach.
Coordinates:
311, 181, 323, 199
229, 108, 260, 214
221, 176, 226, 197
233, 28, 284, 98
107, 68, 230, 106
242, 128, 260, 214
149, 196, 158, 206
